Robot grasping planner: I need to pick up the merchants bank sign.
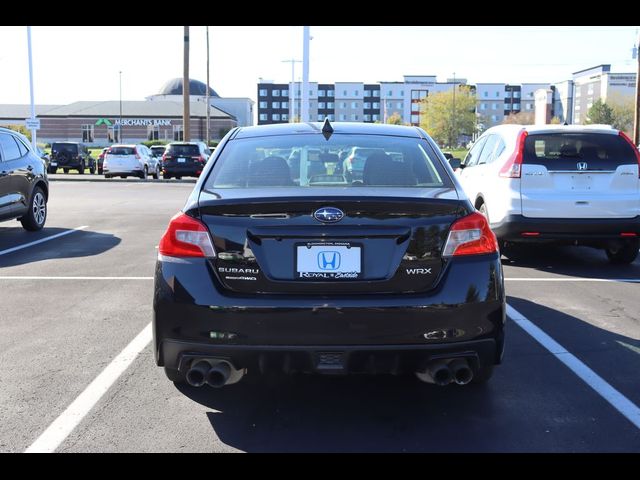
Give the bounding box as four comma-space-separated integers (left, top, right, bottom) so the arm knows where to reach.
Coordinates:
96, 118, 173, 127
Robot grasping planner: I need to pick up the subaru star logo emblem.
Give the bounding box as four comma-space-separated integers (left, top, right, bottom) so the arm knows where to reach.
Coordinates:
313, 207, 344, 223
577, 162, 588, 171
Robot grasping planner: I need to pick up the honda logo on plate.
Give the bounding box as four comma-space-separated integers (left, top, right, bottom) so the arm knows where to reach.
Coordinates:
577, 162, 588, 171
317, 251, 341, 271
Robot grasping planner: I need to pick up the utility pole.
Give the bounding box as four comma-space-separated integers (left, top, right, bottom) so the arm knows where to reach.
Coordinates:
205, 26, 211, 146
301, 26, 310, 123
634, 31, 640, 145
119, 71, 122, 142
451, 72, 456, 149
282, 59, 301, 122
26, 26, 37, 148
183, 26, 191, 142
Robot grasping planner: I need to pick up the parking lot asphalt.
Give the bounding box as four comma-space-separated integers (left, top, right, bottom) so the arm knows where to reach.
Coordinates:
1, 181, 639, 452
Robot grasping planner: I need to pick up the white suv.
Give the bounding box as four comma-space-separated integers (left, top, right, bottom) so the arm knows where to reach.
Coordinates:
455, 124, 640, 264
103, 144, 159, 179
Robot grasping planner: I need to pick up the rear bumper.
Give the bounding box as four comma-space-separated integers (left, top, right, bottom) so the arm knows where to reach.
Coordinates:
492, 214, 640, 241
153, 254, 506, 374
163, 165, 202, 176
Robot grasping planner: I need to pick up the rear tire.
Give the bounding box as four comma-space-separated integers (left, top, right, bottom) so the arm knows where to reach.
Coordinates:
606, 239, 639, 264
78, 161, 85, 174
63, 168, 69, 174
164, 367, 185, 384
142, 166, 148, 180
20, 186, 47, 231
120, 175, 127, 179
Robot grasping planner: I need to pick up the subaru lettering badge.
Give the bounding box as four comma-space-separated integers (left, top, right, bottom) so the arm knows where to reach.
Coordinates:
577, 162, 588, 171
313, 207, 344, 223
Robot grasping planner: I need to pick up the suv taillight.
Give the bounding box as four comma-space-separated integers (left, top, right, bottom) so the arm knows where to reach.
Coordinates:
133, 147, 141, 160
499, 129, 528, 178
618, 130, 640, 178
158, 212, 216, 258
442, 212, 498, 257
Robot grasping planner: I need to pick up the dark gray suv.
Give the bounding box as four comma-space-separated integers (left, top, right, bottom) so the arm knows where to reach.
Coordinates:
0, 128, 49, 231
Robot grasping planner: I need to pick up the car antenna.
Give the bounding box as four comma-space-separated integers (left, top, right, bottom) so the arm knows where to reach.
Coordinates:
321, 118, 334, 140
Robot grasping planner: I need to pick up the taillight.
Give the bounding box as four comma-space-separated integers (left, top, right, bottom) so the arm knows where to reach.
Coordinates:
158, 212, 216, 258
161, 152, 167, 162
499, 129, 528, 178
133, 147, 141, 160
618, 130, 640, 178
442, 212, 498, 257
347, 155, 354, 165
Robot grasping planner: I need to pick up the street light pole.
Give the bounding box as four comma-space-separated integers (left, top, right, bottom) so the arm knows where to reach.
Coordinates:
633, 31, 640, 145
301, 26, 310, 123
26, 26, 37, 149
282, 59, 301, 122
183, 26, 191, 142
206, 26, 210, 146
119, 71, 122, 142
452, 72, 456, 149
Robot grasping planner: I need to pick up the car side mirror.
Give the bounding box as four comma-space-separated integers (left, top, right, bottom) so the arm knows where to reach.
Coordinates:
448, 158, 461, 170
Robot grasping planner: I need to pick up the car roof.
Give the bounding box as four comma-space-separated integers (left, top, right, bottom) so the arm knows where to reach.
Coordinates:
484, 124, 619, 136
233, 122, 423, 139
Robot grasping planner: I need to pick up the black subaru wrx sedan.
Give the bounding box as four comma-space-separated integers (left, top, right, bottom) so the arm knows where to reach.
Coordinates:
153, 122, 505, 389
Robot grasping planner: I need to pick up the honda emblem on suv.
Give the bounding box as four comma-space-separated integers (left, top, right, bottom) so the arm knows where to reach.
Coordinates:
313, 207, 344, 223
577, 162, 588, 171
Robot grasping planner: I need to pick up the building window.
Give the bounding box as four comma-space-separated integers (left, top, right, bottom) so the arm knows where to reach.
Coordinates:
411, 91, 419, 100
364, 90, 371, 97
81, 124, 94, 143
327, 102, 334, 109
400, 91, 404, 96
491, 103, 497, 110
173, 125, 183, 141
309, 90, 314, 96
505, 91, 512, 98
259, 89, 268, 96
343, 90, 347, 96
272, 102, 280, 109
529, 92, 534, 98
107, 125, 120, 143
513, 91, 520, 98
282, 89, 289, 96
327, 114, 335, 121
273, 90, 280, 97
259, 101, 267, 108
364, 102, 371, 109
354, 90, 359, 96
364, 114, 371, 121
495, 92, 500, 98
351, 102, 359, 109
328, 90, 334, 97
396, 102, 403, 109
480, 103, 486, 110
526, 103, 532, 110
318, 114, 325, 121
505, 104, 512, 110
387, 90, 393, 97
281, 102, 288, 109
282, 113, 289, 121
351, 114, 359, 121
513, 103, 520, 110
259, 113, 268, 121
340, 102, 347, 109
491, 115, 497, 122
372, 102, 379, 109
272, 114, 281, 121
339, 114, 347, 121
318, 102, 326, 109
318, 90, 326, 97
372, 114, 379, 121
411, 114, 420, 124
372, 90, 379, 97
147, 125, 159, 141
483, 91, 488, 97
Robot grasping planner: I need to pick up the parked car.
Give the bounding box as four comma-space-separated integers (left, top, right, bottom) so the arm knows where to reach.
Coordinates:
161, 142, 209, 179
342, 146, 385, 182
0, 127, 49, 231
154, 122, 505, 388
455, 124, 640, 264
96, 147, 108, 174
103, 144, 158, 179
49, 142, 95, 174
149, 145, 166, 172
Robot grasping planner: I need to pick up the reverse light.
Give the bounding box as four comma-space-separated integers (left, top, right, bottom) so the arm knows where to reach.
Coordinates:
618, 130, 640, 178
158, 212, 216, 258
443, 212, 498, 257
499, 129, 528, 178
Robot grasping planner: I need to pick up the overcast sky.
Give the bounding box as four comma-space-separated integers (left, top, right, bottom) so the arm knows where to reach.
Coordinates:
0, 26, 638, 106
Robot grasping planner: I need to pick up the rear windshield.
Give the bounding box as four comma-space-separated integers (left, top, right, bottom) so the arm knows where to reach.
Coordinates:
151, 146, 165, 154
109, 147, 135, 155
167, 144, 200, 156
205, 134, 450, 189
524, 133, 637, 170
52, 143, 78, 154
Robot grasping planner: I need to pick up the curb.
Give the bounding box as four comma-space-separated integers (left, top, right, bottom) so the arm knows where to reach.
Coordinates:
48, 176, 197, 184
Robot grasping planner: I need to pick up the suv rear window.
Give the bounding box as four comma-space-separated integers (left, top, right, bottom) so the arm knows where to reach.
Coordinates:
52, 143, 78, 154
109, 147, 135, 155
205, 134, 450, 189
167, 144, 200, 156
524, 133, 637, 171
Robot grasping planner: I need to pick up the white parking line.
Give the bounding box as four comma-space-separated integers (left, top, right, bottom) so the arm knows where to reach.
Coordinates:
506, 278, 640, 283
507, 304, 640, 430
0, 276, 152, 280
0, 226, 88, 257
25, 323, 152, 453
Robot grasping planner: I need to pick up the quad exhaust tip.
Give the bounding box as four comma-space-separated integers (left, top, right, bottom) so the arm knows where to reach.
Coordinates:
415, 358, 474, 386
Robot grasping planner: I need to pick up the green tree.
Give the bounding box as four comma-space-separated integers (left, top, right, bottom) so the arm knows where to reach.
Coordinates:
420, 86, 476, 148
386, 112, 403, 125
585, 99, 615, 125
503, 111, 535, 125
608, 94, 634, 136
550, 116, 562, 124
5, 124, 31, 141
